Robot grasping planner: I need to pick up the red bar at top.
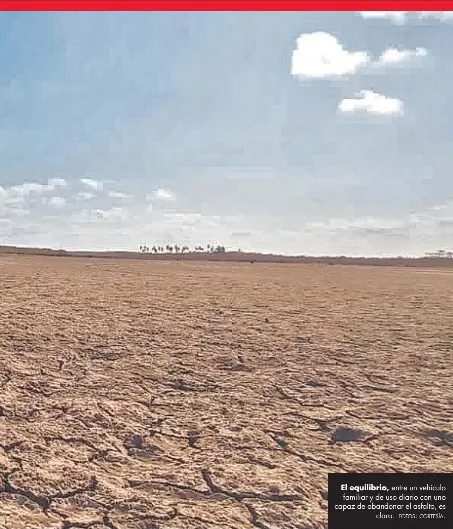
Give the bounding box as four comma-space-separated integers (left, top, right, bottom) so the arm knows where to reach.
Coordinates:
1, 1, 453, 11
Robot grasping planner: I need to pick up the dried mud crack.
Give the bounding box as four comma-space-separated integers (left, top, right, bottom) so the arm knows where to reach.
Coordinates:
2, 472, 50, 510
1, 256, 452, 529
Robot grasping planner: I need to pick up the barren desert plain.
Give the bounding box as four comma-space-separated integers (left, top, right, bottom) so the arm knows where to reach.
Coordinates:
0, 253, 452, 529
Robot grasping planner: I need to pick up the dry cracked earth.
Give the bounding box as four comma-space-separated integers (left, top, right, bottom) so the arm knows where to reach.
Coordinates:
0, 255, 452, 529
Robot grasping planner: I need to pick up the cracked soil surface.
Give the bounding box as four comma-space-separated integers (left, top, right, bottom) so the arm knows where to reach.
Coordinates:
0, 255, 452, 529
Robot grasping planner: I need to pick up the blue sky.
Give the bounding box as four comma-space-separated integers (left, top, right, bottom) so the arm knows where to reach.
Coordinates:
1, 10, 453, 256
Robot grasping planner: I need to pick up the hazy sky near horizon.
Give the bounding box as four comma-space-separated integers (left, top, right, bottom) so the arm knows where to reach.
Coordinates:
1, 10, 453, 256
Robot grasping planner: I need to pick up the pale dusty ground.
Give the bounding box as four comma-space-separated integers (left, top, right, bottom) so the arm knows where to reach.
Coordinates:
0, 256, 452, 529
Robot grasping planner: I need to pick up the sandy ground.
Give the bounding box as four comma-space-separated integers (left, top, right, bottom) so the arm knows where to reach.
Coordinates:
0, 255, 452, 529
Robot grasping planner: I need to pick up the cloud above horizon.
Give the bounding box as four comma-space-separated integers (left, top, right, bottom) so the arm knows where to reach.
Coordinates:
80, 178, 104, 191
359, 11, 453, 23
291, 32, 426, 120
291, 32, 370, 78
375, 47, 428, 68
1, 174, 452, 257
148, 188, 177, 202
291, 33, 429, 79
338, 90, 404, 116
0, 11, 452, 256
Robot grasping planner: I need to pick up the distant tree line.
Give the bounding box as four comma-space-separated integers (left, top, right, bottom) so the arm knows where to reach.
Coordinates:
139, 243, 226, 254
425, 249, 453, 258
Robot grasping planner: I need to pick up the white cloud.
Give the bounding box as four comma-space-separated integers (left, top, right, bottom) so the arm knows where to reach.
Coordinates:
48, 177, 67, 187
419, 11, 453, 20
338, 90, 404, 116
291, 32, 427, 78
291, 32, 369, 79
375, 47, 428, 67
147, 188, 177, 201
108, 191, 130, 199
359, 11, 453, 23
301, 200, 453, 257
80, 178, 104, 191
77, 191, 96, 201
86, 207, 130, 221
48, 196, 67, 208
359, 11, 408, 23
3, 175, 453, 258
0, 178, 68, 206
9, 182, 47, 197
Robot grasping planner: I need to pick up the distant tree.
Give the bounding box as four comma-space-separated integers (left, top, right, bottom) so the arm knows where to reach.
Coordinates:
174, 244, 180, 253
152, 246, 157, 253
